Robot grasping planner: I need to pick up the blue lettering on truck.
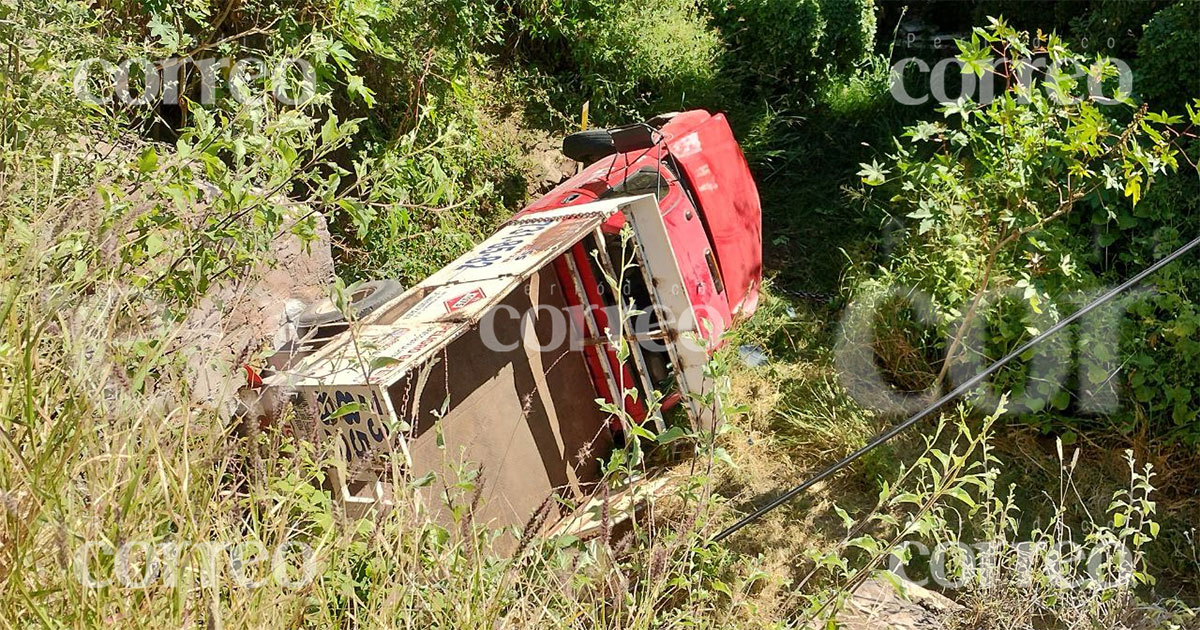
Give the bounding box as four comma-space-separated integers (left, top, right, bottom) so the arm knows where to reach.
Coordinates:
455, 221, 551, 270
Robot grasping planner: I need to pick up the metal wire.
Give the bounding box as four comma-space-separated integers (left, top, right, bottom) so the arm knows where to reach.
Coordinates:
712, 233, 1200, 543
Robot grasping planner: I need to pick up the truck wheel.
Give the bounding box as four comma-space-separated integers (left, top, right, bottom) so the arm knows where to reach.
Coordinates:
562, 129, 616, 164
296, 279, 404, 329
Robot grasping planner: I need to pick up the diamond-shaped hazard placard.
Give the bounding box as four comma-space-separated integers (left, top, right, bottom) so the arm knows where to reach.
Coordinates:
443, 288, 485, 313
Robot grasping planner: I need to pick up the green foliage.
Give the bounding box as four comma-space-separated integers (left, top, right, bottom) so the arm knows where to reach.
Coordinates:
802, 403, 1004, 622
508, 0, 722, 124
1092, 156, 1200, 439
1136, 0, 1200, 111
853, 21, 1198, 441
332, 103, 525, 284
1, 0, 377, 308
72, 0, 528, 286
8, 0, 1200, 622
816, 0, 878, 72
707, 0, 876, 95
1067, 0, 1170, 58
813, 404, 1194, 627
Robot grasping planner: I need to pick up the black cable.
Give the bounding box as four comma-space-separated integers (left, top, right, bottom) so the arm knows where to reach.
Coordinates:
712, 233, 1200, 543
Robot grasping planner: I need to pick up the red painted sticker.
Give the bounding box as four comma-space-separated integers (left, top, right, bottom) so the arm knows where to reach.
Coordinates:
443, 288, 485, 313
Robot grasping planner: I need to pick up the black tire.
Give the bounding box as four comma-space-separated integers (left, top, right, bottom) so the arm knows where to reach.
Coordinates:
562, 129, 616, 164
296, 279, 404, 329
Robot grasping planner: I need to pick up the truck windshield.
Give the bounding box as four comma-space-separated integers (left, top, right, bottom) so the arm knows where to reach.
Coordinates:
600, 167, 667, 201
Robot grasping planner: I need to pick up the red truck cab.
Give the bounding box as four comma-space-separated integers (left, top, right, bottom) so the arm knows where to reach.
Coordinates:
516, 110, 762, 422
520, 110, 762, 332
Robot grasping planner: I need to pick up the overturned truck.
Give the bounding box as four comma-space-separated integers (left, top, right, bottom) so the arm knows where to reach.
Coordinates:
264, 110, 762, 535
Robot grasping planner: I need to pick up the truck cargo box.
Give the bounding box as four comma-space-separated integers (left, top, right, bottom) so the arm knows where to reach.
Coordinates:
274, 196, 715, 533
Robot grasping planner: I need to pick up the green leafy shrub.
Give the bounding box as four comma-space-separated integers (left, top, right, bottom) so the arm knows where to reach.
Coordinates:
1136, 0, 1200, 111
1110, 2, 1200, 437
333, 109, 525, 284
53, 0, 527, 287
851, 21, 1198, 442
707, 0, 876, 95
1, 0, 381, 308
710, 0, 823, 89
816, 0, 878, 71
1087, 144, 1200, 439
815, 404, 1194, 628
508, 0, 722, 123
1063, 0, 1170, 57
